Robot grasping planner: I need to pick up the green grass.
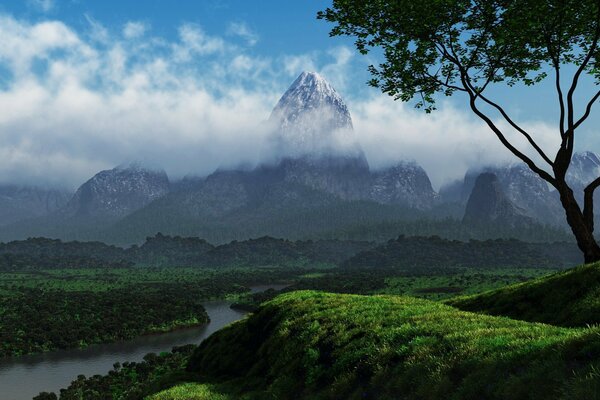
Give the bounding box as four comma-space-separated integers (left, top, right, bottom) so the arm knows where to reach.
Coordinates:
0, 266, 296, 295
447, 262, 600, 327
147, 383, 234, 400
178, 290, 600, 400
377, 268, 553, 300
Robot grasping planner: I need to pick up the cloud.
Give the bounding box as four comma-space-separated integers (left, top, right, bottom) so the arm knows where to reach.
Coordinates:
172, 23, 227, 62
84, 14, 109, 44
226, 21, 258, 46
123, 21, 148, 39
0, 13, 566, 192
27, 0, 54, 13
351, 96, 560, 188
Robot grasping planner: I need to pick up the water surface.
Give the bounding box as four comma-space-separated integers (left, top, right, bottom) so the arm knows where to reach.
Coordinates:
0, 284, 288, 400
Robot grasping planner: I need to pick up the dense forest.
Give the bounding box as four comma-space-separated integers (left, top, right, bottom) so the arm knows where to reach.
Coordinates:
343, 236, 582, 270
0, 284, 212, 357
33, 345, 198, 400
0, 233, 582, 359
0, 234, 582, 270
0, 235, 375, 268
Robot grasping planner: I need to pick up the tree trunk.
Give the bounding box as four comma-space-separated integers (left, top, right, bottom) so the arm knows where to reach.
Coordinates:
556, 183, 600, 263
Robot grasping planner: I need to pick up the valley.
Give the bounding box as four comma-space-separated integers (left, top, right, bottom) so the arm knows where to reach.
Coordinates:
2, 2, 600, 398
0, 232, 585, 399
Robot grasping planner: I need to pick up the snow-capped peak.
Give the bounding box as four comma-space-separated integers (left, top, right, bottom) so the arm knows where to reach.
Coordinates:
268, 71, 358, 157
568, 151, 600, 186
270, 71, 353, 130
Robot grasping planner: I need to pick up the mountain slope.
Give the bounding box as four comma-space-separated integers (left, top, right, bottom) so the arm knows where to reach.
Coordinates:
269, 71, 356, 157
0, 185, 71, 226
65, 163, 170, 219
462, 172, 534, 227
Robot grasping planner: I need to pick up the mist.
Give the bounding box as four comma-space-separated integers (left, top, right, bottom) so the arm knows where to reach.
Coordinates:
0, 14, 564, 191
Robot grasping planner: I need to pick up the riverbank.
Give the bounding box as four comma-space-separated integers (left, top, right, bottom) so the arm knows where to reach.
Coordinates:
0, 300, 246, 400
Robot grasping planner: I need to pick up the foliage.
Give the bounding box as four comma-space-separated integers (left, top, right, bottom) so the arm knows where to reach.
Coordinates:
318, 0, 600, 262
318, 0, 600, 109
0, 235, 376, 269
186, 291, 600, 400
0, 264, 298, 357
0, 285, 209, 357
147, 383, 235, 400
342, 235, 581, 269
316, 217, 573, 243
46, 345, 197, 400
447, 262, 600, 327
376, 268, 554, 300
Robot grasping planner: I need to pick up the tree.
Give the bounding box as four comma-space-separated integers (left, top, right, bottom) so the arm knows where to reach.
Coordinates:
318, 0, 600, 262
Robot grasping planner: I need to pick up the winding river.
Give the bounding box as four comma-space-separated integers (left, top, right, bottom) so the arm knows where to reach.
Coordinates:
0, 284, 287, 400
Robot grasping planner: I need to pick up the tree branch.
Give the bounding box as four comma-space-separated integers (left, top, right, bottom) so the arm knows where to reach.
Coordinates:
573, 89, 600, 131
423, 71, 467, 92
459, 75, 556, 185
565, 9, 600, 156
554, 61, 567, 138
434, 39, 556, 183
584, 176, 600, 232
474, 91, 555, 166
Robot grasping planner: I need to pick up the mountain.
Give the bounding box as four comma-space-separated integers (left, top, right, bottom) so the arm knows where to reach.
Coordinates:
463, 172, 534, 228
442, 161, 566, 225
269, 71, 357, 157
278, 155, 371, 201
370, 162, 437, 209
0, 72, 459, 244
567, 151, 600, 188
0, 185, 71, 226
64, 163, 170, 219
92, 73, 440, 244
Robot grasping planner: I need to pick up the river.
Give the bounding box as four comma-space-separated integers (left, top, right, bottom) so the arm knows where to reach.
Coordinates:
0, 284, 288, 400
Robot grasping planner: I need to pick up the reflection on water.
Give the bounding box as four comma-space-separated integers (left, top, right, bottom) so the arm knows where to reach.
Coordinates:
0, 284, 289, 400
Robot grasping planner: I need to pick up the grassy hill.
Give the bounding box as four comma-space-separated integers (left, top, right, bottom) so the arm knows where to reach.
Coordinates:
446, 262, 600, 327
143, 291, 600, 400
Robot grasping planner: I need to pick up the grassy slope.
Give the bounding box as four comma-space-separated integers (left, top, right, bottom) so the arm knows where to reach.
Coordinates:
153, 291, 600, 400
446, 262, 600, 327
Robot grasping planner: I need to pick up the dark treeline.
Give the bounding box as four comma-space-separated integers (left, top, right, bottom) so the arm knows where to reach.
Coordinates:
0, 235, 375, 269
342, 236, 582, 269
317, 217, 573, 243
0, 253, 133, 271
0, 234, 581, 271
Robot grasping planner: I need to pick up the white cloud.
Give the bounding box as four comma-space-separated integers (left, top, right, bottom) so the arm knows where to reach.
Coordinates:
226, 21, 259, 46
123, 21, 148, 39
351, 95, 560, 188
27, 0, 54, 13
0, 13, 568, 192
282, 53, 318, 77
172, 23, 226, 62
84, 14, 109, 44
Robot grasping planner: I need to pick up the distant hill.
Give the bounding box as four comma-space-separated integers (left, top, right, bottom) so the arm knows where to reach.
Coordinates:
342, 235, 582, 270
447, 262, 600, 327
0, 235, 376, 269
0, 234, 581, 271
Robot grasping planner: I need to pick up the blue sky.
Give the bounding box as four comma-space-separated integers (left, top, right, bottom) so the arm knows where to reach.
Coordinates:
0, 0, 598, 189
4, 1, 344, 56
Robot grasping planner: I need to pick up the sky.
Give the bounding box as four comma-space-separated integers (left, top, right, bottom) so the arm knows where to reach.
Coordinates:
0, 0, 598, 190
